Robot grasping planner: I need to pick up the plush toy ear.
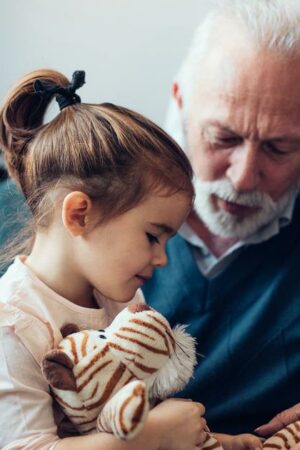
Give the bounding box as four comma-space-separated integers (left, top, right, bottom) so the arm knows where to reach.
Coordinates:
60, 323, 80, 338
148, 325, 196, 398
42, 350, 77, 391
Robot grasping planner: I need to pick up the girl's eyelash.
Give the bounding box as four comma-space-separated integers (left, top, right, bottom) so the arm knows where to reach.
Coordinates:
146, 233, 160, 244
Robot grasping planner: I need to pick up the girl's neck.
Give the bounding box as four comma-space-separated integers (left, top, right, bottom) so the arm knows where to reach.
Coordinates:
26, 232, 98, 309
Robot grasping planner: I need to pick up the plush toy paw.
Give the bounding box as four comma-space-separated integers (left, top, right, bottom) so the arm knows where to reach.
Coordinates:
97, 380, 149, 439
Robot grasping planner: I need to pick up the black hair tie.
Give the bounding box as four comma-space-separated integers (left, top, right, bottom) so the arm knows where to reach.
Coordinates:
34, 70, 85, 111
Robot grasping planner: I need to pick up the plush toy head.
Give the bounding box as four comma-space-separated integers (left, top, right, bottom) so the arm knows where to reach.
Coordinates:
42, 304, 197, 439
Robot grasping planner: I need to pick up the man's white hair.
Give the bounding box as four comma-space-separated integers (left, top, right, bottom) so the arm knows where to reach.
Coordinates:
166, 0, 300, 145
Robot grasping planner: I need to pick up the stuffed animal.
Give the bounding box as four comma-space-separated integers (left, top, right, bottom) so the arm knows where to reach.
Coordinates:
42, 303, 300, 449
261, 421, 300, 449
204, 423, 300, 450
42, 303, 198, 440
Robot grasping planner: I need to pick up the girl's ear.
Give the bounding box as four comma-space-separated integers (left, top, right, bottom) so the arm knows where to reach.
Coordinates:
62, 191, 93, 237
172, 82, 183, 110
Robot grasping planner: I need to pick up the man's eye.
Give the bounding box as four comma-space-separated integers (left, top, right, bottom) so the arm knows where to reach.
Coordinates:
263, 141, 289, 156
214, 136, 243, 147
146, 233, 160, 244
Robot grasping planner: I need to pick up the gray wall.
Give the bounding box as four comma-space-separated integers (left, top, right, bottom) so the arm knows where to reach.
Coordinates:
0, 0, 211, 126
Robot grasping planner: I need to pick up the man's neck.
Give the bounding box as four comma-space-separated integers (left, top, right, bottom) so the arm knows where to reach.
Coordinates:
186, 211, 238, 258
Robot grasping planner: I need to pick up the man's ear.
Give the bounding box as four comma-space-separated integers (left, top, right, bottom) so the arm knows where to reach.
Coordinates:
172, 82, 183, 110
62, 191, 93, 237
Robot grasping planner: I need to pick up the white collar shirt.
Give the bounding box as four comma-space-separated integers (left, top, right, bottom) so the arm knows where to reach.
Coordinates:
179, 194, 297, 279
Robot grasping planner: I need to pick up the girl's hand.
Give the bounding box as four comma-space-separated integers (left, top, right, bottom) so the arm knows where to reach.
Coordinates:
214, 432, 264, 450
149, 398, 207, 450
231, 434, 264, 450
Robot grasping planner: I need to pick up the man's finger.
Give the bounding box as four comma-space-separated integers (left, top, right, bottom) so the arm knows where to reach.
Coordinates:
255, 404, 300, 437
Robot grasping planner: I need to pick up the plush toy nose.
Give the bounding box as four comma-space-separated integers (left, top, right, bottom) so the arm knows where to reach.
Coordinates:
128, 304, 151, 313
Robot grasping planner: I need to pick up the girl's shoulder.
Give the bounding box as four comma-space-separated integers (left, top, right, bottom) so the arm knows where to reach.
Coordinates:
0, 258, 59, 365
0, 300, 55, 366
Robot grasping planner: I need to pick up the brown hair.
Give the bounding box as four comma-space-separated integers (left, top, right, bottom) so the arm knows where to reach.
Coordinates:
0, 69, 194, 248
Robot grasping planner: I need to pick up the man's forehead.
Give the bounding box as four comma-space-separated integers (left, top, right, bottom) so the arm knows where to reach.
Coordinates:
190, 55, 300, 124
194, 40, 300, 100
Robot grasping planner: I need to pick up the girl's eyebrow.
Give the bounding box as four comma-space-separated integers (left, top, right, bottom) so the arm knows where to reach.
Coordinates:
149, 223, 176, 236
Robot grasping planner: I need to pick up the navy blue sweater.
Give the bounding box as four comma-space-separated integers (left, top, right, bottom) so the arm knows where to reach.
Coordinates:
143, 201, 300, 434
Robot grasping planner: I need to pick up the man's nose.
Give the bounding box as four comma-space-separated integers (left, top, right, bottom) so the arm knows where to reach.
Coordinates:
226, 142, 261, 192
152, 245, 168, 268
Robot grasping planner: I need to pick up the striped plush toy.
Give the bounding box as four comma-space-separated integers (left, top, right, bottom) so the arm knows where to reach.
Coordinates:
261, 421, 300, 450
42, 303, 300, 448
42, 303, 198, 440
204, 423, 300, 450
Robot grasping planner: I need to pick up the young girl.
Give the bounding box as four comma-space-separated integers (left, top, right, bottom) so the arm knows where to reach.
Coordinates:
0, 69, 205, 450
0, 70, 263, 450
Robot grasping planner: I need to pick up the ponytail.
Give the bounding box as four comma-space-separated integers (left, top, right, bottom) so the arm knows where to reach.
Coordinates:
0, 69, 69, 189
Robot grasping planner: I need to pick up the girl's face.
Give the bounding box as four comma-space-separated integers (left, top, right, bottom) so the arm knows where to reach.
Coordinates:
77, 191, 191, 303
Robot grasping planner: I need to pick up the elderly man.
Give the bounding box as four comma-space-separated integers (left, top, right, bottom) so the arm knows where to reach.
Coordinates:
143, 0, 300, 437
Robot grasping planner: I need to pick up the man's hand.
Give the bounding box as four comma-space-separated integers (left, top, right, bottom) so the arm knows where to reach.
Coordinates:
255, 404, 300, 437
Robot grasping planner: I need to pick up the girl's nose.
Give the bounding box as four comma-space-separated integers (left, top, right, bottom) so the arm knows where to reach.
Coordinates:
152, 246, 168, 268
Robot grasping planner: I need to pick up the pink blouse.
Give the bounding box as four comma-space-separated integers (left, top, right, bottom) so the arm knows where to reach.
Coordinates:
0, 257, 144, 449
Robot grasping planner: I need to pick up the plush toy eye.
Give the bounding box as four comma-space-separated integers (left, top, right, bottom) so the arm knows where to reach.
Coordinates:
99, 334, 107, 339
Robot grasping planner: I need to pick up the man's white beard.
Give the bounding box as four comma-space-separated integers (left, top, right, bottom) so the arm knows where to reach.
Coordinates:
193, 178, 300, 240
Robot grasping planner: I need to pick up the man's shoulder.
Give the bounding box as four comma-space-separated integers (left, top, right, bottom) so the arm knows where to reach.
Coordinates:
0, 180, 29, 275
0, 179, 25, 204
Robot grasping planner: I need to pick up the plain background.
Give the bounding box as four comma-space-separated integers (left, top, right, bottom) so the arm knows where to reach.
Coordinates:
0, 0, 212, 126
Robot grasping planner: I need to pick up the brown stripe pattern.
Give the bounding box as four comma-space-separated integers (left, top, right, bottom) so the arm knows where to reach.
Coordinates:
263, 421, 300, 450
119, 383, 146, 436
49, 306, 189, 439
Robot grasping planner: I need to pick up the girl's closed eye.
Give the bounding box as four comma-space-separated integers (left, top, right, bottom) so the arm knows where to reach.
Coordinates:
146, 233, 160, 244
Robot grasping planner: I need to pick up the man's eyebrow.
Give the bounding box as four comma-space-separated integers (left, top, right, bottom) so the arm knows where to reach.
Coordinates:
266, 135, 300, 142
204, 121, 237, 134
149, 223, 176, 235
205, 121, 300, 141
